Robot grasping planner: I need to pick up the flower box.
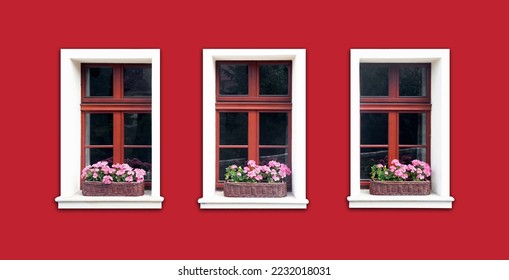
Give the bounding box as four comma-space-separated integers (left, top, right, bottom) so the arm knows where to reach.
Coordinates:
369, 180, 430, 195
224, 181, 287, 198
82, 181, 145, 196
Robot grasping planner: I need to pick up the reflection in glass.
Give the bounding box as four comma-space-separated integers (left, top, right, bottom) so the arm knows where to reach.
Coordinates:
219, 64, 248, 95
360, 64, 388, 96
259, 113, 288, 145
86, 113, 113, 145
220, 112, 248, 145
124, 67, 152, 97
259, 64, 289, 95
361, 113, 388, 144
360, 148, 388, 179
399, 113, 426, 145
86, 67, 113, 97
85, 148, 113, 166
219, 148, 248, 181
124, 113, 151, 145
259, 148, 288, 166
399, 66, 427, 96
125, 148, 152, 180
399, 148, 427, 165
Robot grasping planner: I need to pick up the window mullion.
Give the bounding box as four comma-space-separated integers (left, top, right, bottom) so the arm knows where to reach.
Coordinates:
113, 112, 123, 164
248, 111, 259, 163
388, 112, 399, 162
113, 65, 122, 99
248, 63, 257, 98
389, 64, 399, 98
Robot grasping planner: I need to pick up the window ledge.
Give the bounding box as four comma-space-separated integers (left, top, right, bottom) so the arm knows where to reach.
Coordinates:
348, 190, 454, 209
55, 191, 164, 209
198, 191, 309, 209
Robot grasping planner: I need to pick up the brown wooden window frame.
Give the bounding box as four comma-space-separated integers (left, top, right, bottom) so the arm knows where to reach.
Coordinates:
215, 61, 292, 189
80, 63, 152, 188
360, 63, 431, 188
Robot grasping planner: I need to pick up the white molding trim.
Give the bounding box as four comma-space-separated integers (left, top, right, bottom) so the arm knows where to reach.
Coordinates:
56, 49, 163, 209
199, 49, 308, 209
348, 49, 454, 208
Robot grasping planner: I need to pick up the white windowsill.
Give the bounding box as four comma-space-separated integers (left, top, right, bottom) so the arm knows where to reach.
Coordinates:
347, 190, 454, 208
55, 191, 164, 209
198, 191, 309, 209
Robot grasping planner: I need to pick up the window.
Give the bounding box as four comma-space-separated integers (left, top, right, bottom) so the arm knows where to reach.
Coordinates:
199, 49, 308, 209
349, 49, 454, 208
81, 64, 153, 188
216, 61, 292, 189
360, 63, 431, 187
56, 49, 163, 209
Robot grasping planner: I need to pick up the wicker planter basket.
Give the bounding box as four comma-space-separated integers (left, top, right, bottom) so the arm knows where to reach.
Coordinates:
369, 180, 430, 195
224, 181, 287, 198
82, 181, 145, 196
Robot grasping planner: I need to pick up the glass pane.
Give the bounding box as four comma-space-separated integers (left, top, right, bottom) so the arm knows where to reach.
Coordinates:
219, 64, 248, 95
360, 64, 388, 96
220, 112, 248, 145
259, 64, 289, 95
259, 148, 288, 166
86, 67, 113, 97
86, 113, 113, 145
361, 113, 388, 145
399, 66, 427, 96
259, 113, 288, 145
125, 148, 152, 180
124, 67, 152, 97
400, 113, 426, 145
124, 113, 151, 145
399, 148, 427, 164
219, 148, 248, 181
85, 148, 113, 166
360, 148, 388, 179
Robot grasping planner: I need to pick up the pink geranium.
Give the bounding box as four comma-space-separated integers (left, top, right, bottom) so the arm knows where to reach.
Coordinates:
81, 161, 147, 185
371, 158, 431, 182
224, 160, 292, 183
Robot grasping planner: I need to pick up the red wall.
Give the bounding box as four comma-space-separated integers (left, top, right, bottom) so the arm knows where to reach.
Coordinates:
1, 0, 508, 260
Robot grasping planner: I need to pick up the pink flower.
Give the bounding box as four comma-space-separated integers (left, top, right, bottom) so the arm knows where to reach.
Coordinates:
92, 172, 98, 179
376, 164, 383, 168
247, 160, 257, 167
272, 176, 280, 181
230, 165, 237, 170
391, 159, 401, 166
102, 175, 113, 185
125, 176, 133, 182
236, 172, 241, 177
247, 171, 256, 178
255, 175, 263, 181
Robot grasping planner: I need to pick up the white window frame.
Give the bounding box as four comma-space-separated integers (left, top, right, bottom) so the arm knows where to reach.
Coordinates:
199, 49, 308, 209
56, 49, 163, 209
348, 49, 454, 208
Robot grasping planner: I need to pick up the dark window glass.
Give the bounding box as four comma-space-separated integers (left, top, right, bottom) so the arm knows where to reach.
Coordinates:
124, 113, 151, 145
399, 113, 426, 145
86, 113, 113, 145
259, 113, 288, 145
124, 67, 152, 97
361, 148, 388, 179
361, 113, 388, 144
219, 148, 248, 181
399, 148, 427, 164
125, 148, 152, 180
259, 64, 289, 95
220, 112, 248, 145
86, 67, 113, 97
360, 64, 388, 96
399, 66, 427, 96
86, 148, 113, 166
259, 148, 288, 166
219, 64, 248, 95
